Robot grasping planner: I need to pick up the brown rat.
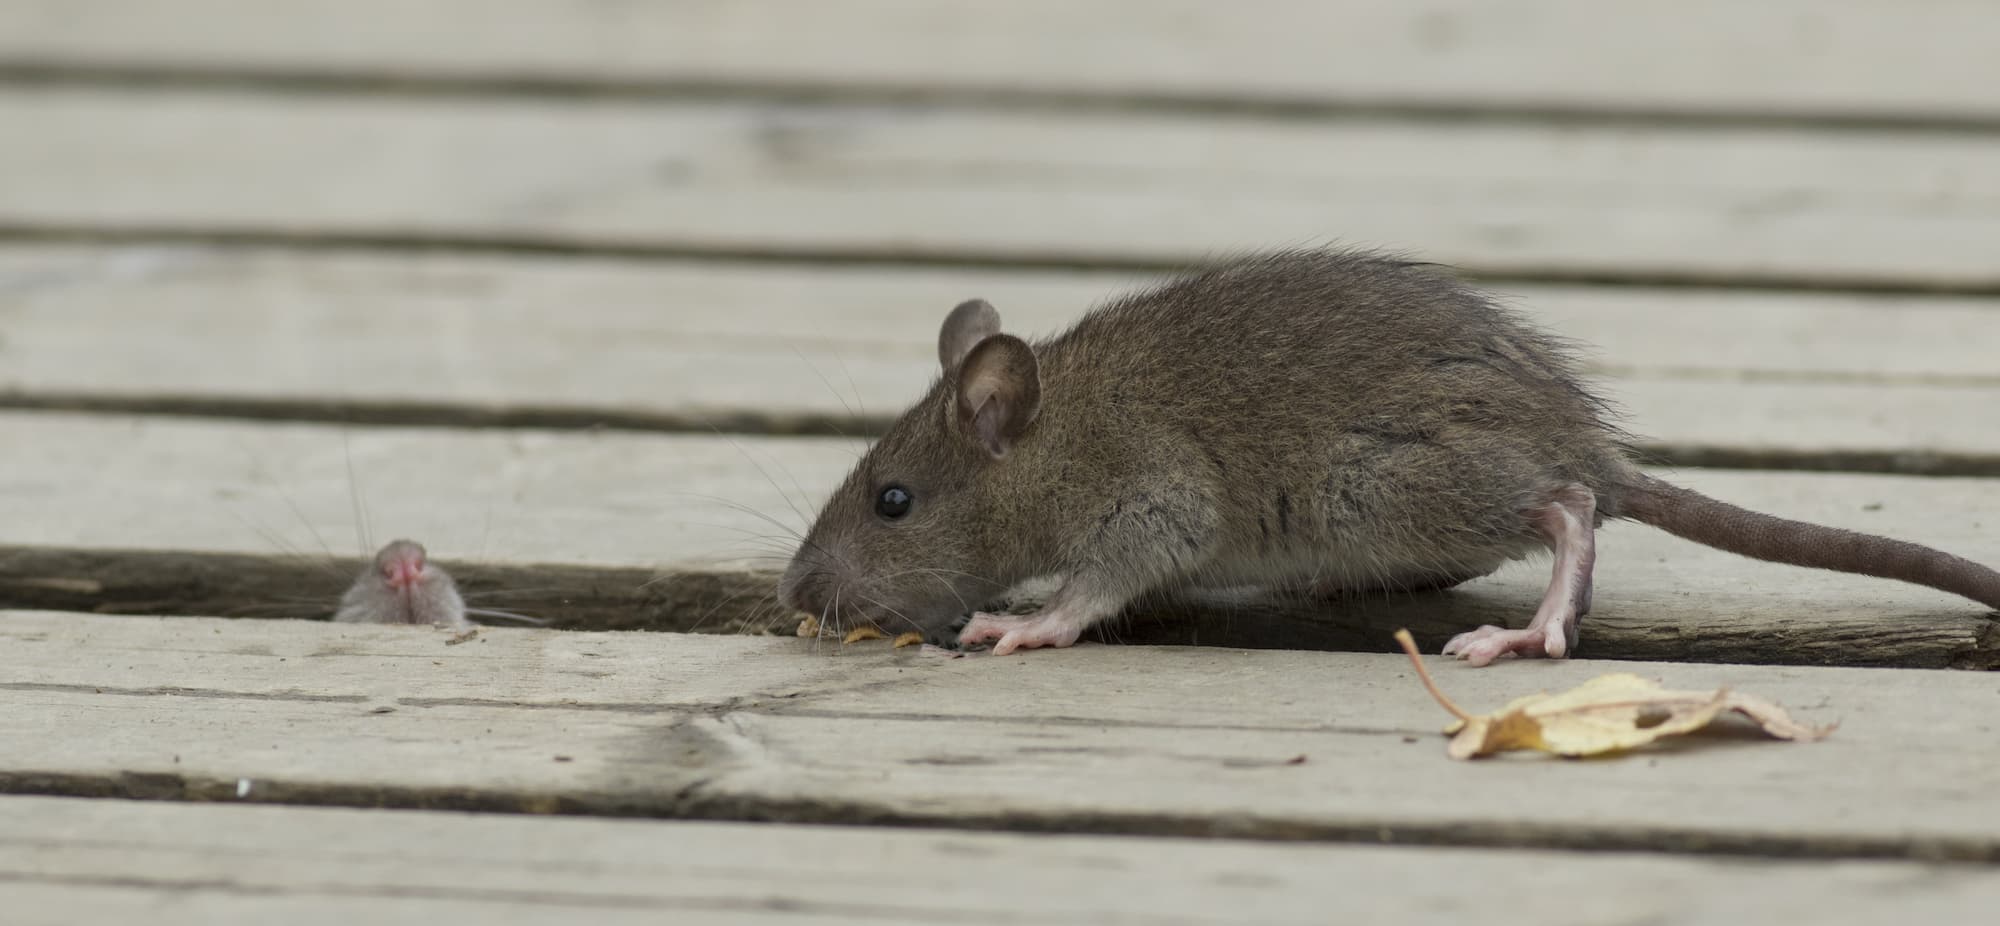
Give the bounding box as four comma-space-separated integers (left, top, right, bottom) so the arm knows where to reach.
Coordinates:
778, 248, 2000, 665
333, 539, 471, 630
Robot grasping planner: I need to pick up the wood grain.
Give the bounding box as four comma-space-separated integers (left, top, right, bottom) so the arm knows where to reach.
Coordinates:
1, 1, 1994, 123
4, 89, 2000, 287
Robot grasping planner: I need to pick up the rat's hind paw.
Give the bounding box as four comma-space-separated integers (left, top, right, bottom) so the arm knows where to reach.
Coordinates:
1443, 485, 1594, 667
1441, 623, 1566, 666
959, 610, 1087, 656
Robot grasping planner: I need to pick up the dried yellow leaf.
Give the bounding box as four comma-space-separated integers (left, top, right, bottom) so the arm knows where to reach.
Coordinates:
892, 632, 925, 649
795, 615, 821, 638
842, 626, 886, 645
1394, 629, 1834, 760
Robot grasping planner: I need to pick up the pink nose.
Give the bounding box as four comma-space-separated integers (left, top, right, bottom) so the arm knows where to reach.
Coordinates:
384, 557, 423, 589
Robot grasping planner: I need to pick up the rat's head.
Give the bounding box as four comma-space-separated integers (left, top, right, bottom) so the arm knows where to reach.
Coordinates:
341, 538, 469, 629
780, 299, 1043, 636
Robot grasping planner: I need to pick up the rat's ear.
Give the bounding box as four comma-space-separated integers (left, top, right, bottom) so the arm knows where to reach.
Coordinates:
955, 334, 1040, 459
938, 299, 1001, 372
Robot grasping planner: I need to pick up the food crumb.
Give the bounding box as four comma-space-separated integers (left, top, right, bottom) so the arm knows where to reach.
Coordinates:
445, 628, 479, 646
893, 632, 925, 648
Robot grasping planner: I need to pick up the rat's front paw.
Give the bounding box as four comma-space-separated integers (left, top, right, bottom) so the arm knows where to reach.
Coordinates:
958, 610, 1086, 656
1440, 623, 1568, 666
956, 611, 1017, 647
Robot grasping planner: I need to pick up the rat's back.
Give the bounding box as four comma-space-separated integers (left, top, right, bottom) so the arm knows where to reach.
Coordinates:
1046, 250, 1604, 431
1029, 249, 1635, 587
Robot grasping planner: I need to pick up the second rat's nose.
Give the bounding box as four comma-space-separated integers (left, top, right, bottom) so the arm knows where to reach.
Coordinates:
384, 556, 424, 589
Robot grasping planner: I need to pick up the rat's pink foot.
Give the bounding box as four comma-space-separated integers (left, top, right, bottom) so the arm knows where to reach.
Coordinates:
958, 609, 1087, 656
1441, 623, 1568, 666
1443, 484, 1597, 667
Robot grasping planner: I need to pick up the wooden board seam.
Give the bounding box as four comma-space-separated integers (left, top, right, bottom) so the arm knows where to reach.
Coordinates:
8, 223, 2000, 298
5, 545, 1998, 668
4, 770, 1994, 865
6, 399, 1998, 478
6, 59, 2000, 138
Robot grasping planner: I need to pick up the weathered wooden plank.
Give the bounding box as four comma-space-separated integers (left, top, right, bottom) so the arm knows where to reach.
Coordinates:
6, 796, 2000, 926
4, 614, 1999, 863
10, 797, 2000, 926
0, 412, 853, 570
4, 89, 2000, 287
1, 1, 1995, 124
1, 412, 1995, 666
3, 245, 1996, 463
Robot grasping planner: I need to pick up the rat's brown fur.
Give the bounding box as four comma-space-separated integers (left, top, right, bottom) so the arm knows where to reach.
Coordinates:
780, 249, 2000, 651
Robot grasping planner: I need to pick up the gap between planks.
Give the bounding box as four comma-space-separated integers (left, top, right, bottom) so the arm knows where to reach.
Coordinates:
11, 224, 2000, 300
3, 400, 1996, 479
2, 413, 1996, 668
4, 543, 1996, 670
5, 769, 1994, 866
8, 59, 2000, 139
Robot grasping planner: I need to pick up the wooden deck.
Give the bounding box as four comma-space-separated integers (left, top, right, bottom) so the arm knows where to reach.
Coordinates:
3, 3, 1998, 922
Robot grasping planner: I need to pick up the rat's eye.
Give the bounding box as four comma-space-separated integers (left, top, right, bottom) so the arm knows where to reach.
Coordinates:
875, 485, 913, 520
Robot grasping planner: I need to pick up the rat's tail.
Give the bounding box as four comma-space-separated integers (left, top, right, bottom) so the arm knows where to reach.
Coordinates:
1618, 474, 2000, 610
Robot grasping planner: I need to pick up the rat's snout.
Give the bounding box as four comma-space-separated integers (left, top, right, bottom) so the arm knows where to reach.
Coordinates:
779, 561, 833, 619
384, 558, 423, 590
376, 540, 430, 591
779, 543, 858, 623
